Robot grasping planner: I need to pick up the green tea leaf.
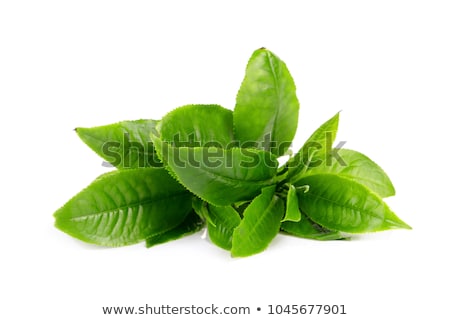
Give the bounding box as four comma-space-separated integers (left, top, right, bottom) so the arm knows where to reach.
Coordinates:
76, 119, 162, 169
281, 215, 346, 240
234, 48, 300, 157
146, 210, 204, 248
282, 184, 301, 222
284, 112, 340, 182
231, 186, 284, 257
301, 148, 395, 197
154, 133, 278, 206
159, 104, 234, 148
54, 168, 192, 246
208, 205, 241, 251
296, 174, 411, 233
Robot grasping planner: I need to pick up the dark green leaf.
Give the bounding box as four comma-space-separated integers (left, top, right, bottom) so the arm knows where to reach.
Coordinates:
192, 197, 215, 226
76, 119, 162, 169
233, 200, 251, 218
54, 168, 192, 246
296, 174, 411, 233
284, 112, 340, 182
234, 48, 300, 157
301, 148, 395, 197
146, 210, 204, 248
231, 186, 284, 257
281, 215, 346, 240
282, 184, 301, 222
207, 205, 241, 251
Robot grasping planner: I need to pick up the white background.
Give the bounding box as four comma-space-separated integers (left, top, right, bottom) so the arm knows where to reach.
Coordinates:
1, 1, 449, 319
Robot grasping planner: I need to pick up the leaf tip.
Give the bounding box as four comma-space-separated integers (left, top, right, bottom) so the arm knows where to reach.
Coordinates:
53, 216, 68, 234
398, 220, 413, 230
385, 217, 412, 231
74, 127, 88, 137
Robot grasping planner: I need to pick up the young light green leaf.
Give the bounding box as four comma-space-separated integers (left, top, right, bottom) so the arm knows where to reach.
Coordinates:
146, 210, 204, 248
296, 174, 411, 233
281, 184, 301, 222
234, 48, 300, 157
207, 205, 241, 251
54, 168, 192, 246
231, 186, 284, 257
76, 119, 162, 169
284, 112, 340, 182
154, 133, 278, 206
281, 215, 346, 241
159, 104, 234, 148
301, 148, 395, 197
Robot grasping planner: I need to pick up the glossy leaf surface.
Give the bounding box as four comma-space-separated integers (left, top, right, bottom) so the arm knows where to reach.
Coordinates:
285, 112, 340, 182
54, 168, 192, 246
296, 174, 411, 233
154, 133, 278, 206
234, 48, 299, 157
302, 148, 395, 197
76, 119, 161, 169
159, 104, 234, 148
282, 184, 301, 222
207, 205, 241, 250
231, 186, 284, 257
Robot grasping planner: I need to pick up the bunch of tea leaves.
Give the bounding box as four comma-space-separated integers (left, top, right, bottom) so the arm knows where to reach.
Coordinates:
54, 48, 411, 257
